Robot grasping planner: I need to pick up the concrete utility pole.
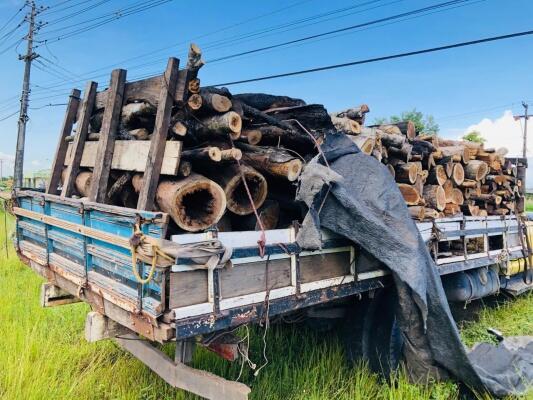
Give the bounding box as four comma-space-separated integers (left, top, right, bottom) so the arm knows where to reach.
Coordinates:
514, 101, 529, 158
13, 1, 39, 189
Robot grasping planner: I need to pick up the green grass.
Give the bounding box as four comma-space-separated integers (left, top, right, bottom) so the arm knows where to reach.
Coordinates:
0, 205, 531, 400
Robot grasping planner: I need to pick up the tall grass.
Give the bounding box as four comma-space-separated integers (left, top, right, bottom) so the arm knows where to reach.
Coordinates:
0, 205, 531, 399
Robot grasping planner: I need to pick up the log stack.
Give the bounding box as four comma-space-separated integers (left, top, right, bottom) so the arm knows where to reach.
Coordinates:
54, 44, 523, 236
342, 124, 522, 219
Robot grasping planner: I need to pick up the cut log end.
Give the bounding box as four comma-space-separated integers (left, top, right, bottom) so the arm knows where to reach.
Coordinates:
211, 93, 232, 113
225, 166, 268, 215
241, 129, 262, 145
188, 94, 203, 110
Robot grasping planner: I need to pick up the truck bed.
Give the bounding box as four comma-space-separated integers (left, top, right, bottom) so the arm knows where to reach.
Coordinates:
13, 189, 529, 343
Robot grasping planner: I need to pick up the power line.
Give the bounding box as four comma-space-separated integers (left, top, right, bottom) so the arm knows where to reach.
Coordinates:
209, 0, 474, 63
0, 4, 26, 34
0, 110, 20, 122
42, 0, 94, 15
211, 29, 533, 87
36, 0, 174, 43
43, 0, 112, 27
24, 0, 458, 94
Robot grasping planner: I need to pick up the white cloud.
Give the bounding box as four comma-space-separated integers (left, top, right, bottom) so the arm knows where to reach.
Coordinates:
459, 110, 525, 157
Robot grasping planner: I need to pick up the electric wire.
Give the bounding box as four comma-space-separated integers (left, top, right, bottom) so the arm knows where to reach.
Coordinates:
42, 0, 112, 27
0, 4, 26, 34
36, 0, 174, 43
211, 29, 533, 87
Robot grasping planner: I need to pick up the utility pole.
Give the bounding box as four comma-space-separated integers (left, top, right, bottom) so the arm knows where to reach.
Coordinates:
13, 1, 39, 188
0, 159, 3, 182
514, 101, 529, 158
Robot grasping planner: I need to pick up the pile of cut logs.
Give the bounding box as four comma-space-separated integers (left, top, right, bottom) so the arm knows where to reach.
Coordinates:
349, 121, 522, 220
56, 45, 522, 234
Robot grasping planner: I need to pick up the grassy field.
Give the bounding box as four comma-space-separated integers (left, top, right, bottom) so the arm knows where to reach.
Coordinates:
0, 205, 531, 400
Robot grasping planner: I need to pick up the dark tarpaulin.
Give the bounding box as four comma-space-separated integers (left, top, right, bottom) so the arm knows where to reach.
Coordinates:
295, 132, 533, 397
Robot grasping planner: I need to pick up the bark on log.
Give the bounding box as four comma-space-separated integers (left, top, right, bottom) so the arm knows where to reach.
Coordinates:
181, 147, 222, 163
231, 200, 280, 231
423, 185, 446, 211
439, 146, 469, 164
398, 183, 422, 205
199, 88, 232, 113
387, 143, 412, 162
427, 165, 447, 186
121, 102, 156, 129
395, 162, 418, 184
379, 131, 406, 148
132, 173, 226, 232
240, 129, 262, 145
177, 160, 192, 177
265, 104, 334, 133
331, 104, 370, 122
233, 93, 306, 111
220, 148, 242, 162
237, 143, 303, 181
464, 160, 488, 181
330, 116, 361, 134
187, 94, 203, 111
249, 125, 315, 148
198, 111, 242, 139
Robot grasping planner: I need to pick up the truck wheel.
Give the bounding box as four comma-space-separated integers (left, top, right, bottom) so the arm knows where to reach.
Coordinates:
341, 288, 403, 376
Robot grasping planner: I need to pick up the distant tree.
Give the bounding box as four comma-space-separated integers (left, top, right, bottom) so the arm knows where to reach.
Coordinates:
462, 130, 486, 144
374, 109, 439, 133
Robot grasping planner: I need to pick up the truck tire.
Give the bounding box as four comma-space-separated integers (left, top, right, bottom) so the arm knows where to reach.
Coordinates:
341, 288, 403, 376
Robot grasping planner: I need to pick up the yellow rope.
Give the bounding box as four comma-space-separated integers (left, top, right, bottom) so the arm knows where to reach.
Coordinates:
130, 224, 174, 285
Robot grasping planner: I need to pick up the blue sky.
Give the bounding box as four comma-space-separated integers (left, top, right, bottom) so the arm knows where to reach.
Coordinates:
0, 0, 532, 179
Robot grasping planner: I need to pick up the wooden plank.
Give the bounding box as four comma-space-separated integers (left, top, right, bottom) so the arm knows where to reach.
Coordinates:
64, 140, 182, 175
299, 251, 351, 283
61, 82, 97, 198
89, 69, 127, 202
137, 58, 180, 211
219, 259, 291, 298
94, 75, 162, 110
169, 270, 209, 309
115, 333, 251, 400
40, 282, 81, 306
47, 89, 81, 195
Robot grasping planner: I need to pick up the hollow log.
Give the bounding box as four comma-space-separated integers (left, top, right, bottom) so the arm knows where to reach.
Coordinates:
132, 173, 226, 232
398, 183, 421, 206
231, 200, 280, 231
464, 160, 488, 181
237, 143, 303, 182
423, 185, 446, 211
427, 165, 447, 186
395, 162, 418, 184
233, 93, 306, 111
452, 163, 465, 186
181, 147, 222, 163
208, 164, 268, 216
